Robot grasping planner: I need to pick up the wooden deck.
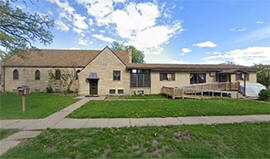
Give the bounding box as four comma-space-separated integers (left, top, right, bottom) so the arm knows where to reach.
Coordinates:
161, 82, 241, 99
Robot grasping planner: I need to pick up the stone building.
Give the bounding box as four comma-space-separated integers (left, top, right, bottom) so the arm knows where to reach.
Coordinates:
1, 46, 258, 96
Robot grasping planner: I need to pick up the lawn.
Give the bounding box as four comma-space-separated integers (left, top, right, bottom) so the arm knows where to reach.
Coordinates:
0, 129, 18, 140
106, 94, 168, 100
1, 122, 269, 158
0, 93, 79, 119
68, 99, 270, 118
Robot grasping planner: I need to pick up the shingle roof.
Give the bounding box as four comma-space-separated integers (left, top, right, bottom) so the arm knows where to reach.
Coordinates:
126, 63, 259, 72
2, 49, 259, 72
3, 49, 130, 67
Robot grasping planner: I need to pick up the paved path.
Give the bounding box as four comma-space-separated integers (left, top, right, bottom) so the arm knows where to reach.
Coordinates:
0, 96, 104, 155
0, 96, 270, 155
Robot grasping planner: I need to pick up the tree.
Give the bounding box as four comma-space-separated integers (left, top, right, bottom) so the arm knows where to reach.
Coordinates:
48, 68, 78, 94
255, 64, 270, 89
111, 41, 145, 64
0, 0, 54, 61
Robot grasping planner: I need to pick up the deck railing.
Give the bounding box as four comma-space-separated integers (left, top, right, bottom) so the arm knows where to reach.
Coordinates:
161, 82, 240, 99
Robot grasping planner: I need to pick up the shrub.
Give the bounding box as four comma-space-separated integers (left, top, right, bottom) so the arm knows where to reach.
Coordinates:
46, 87, 53, 93
258, 89, 270, 101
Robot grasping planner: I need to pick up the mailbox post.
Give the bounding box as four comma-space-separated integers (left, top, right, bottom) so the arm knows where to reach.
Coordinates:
17, 85, 30, 112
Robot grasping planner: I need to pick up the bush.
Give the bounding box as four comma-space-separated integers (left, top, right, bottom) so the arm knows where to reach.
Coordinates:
46, 87, 53, 93
258, 89, 270, 101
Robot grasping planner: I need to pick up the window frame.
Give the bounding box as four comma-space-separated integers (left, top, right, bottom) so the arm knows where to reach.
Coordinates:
118, 89, 124, 94
55, 69, 61, 80
109, 89, 116, 94
190, 73, 206, 84
13, 69, 19, 80
35, 70, 40, 80
160, 72, 175, 81
113, 70, 121, 81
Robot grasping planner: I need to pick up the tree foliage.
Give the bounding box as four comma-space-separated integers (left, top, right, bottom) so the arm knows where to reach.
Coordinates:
48, 68, 78, 94
0, 0, 54, 61
111, 41, 145, 64
255, 64, 270, 89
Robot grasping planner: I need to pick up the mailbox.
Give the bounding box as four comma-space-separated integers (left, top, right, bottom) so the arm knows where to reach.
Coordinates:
17, 85, 30, 95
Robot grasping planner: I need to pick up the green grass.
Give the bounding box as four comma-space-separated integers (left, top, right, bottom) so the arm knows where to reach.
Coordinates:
1, 122, 270, 159
68, 99, 270, 118
106, 94, 168, 100
0, 129, 18, 140
0, 93, 79, 119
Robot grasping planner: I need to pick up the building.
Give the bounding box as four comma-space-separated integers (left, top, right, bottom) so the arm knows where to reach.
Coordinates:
1, 46, 258, 96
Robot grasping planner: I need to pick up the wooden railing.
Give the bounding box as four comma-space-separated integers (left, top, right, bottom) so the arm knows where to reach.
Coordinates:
161, 82, 240, 99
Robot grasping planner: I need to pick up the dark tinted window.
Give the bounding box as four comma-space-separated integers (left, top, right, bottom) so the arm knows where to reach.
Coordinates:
13, 69, 19, 80
190, 73, 206, 84
113, 71, 121, 80
35, 70, 40, 80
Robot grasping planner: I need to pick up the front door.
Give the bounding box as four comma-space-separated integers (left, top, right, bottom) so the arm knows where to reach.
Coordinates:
89, 80, 98, 96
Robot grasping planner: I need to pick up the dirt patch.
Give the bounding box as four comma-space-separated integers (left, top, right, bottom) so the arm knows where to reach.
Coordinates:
173, 130, 191, 142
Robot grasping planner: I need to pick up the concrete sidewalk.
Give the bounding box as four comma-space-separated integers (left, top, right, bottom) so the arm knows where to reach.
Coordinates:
1, 114, 270, 130
0, 96, 104, 155
0, 96, 269, 156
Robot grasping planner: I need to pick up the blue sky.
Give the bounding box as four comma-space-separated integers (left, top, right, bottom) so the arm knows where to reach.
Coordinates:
17, 0, 270, 65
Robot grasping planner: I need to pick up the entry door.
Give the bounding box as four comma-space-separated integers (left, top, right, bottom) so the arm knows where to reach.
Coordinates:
89, 80, 98, 96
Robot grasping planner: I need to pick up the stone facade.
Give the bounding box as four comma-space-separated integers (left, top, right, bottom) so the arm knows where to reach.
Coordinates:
4, 67, 80, 93
1, 47, 258, 95
78, 47, 130, 95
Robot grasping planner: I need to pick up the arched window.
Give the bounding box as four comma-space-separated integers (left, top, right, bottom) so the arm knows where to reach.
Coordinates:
55, 70, 61, 80
13, 69, 19, 80
35, 70, 40, 80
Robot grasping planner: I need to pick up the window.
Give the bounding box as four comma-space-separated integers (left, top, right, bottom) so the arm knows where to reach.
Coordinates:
130, 69, 150, 88
13, 69, 19, 80
190, 73, 206, 84
55, 70, 61, 80
118, 89, 124, 94
160, 73, 175, 81
236, 73, 249, 81
113, 71, 121, 81
109, 89, 116, 94
35, 70, 40, 80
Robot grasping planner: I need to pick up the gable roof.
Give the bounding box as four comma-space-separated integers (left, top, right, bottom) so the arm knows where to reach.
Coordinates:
3, 48, 130, 67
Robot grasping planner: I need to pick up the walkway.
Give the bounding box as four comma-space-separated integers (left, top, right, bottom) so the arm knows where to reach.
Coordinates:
0, 96, 270, 155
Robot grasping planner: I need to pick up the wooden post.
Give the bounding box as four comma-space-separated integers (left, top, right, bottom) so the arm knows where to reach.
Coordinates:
22, 95, 26, 112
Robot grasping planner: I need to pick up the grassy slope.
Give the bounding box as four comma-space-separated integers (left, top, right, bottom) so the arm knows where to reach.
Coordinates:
1, 122, 270, 159
0, 93, 78, 119
68, 99, 270, 118
0, 129, 18, 140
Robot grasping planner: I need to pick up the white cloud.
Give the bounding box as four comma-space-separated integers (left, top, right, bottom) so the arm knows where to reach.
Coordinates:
193, 41, 216, 48
213, 51, 221, 55
75, 0, 182, 54
68, 47, 81, 50
55, 20, 69, 31
203, 47, 270, 66
47, 0, 88, 35
180, 48, 191, 56
230, 28, 247, 32
88, 18, 94, 25
256, 21, 264, 24
78, 38, 93, 46
237, 25, 270, 42
92, 34, 116, 43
